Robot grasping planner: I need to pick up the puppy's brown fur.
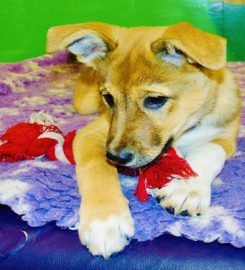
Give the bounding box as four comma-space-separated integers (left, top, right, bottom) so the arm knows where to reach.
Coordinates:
47, 22, 241, 256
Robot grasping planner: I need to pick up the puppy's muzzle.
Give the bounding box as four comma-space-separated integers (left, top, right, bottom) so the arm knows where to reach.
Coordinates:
106, 150, 134, 165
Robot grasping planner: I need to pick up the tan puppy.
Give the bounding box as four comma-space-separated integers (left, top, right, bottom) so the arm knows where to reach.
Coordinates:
46, 22, 241, 258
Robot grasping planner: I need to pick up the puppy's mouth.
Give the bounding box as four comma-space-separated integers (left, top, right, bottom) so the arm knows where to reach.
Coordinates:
141, 136, 174, 168
117, 137, 174, 172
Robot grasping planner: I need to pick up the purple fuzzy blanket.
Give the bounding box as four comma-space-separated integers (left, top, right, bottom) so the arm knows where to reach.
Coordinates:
0, 52, 244, 247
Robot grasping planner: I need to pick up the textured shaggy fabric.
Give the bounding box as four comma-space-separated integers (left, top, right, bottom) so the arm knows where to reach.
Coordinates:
0, 52, 244, 247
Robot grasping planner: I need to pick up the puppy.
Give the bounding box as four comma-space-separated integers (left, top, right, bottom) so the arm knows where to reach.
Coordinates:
46, 22, 241, 258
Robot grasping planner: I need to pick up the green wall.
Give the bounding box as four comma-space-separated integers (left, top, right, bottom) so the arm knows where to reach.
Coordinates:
0, 0, 244, 62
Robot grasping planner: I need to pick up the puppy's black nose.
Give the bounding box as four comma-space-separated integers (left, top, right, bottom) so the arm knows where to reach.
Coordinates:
106, 150, 134, 165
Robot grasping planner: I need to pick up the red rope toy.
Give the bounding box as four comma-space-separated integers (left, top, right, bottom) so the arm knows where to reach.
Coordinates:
0, 112, 197, 202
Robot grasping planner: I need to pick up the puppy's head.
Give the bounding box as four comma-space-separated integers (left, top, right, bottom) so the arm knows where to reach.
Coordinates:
47, 22, 226, 168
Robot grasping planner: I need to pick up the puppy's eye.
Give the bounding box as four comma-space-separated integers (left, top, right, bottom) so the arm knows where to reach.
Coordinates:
102, 93, 114, 107
144, 96, 168, 110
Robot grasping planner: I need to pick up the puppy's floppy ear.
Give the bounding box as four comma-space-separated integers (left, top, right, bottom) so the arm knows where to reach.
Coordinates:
46, 22, 116, 67
152, 22, 226, 70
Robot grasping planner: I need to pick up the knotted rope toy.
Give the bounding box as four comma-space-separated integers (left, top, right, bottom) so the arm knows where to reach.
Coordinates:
0, 112, 197, 202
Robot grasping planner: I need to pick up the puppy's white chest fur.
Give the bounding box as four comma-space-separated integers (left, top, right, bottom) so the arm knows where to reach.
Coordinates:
175, 121, 223, 156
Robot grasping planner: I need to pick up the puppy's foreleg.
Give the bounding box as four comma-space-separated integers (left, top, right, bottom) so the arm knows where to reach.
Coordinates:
73, 114, 134, 258
157, 143, 226, 216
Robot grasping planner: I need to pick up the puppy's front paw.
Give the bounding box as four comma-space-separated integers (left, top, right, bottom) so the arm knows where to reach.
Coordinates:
79, 203, 134, 258
155, 178, 211, 216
